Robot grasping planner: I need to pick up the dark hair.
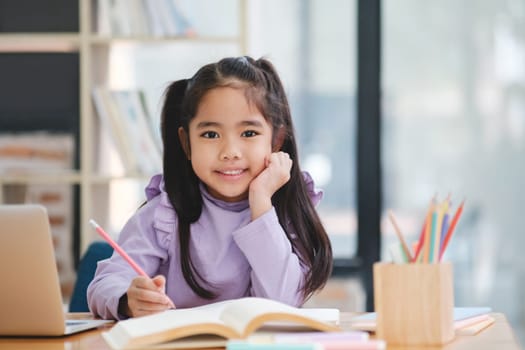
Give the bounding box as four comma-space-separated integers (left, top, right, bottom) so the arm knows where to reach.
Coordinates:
160, 56, 332, 301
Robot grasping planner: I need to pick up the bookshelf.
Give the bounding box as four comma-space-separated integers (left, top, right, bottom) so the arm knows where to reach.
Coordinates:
0, 0, 247, 279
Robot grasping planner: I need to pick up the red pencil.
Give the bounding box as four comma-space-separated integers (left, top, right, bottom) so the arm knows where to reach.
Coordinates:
412, 215, 428, 263
439, 200, 465, 261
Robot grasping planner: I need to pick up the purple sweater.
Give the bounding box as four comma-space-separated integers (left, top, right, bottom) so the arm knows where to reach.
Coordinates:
87, 172, 322, 320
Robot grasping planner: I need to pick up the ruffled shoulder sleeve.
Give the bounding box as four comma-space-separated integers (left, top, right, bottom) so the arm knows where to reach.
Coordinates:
145, 174, 163, 200
302, 171, 323, 207
144, 174, 178, 249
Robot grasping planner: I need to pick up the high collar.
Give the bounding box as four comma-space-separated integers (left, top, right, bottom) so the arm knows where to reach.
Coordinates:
199, 183, 250, 213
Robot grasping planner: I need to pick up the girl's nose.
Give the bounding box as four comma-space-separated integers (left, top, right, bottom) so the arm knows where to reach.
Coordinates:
220, 141, 241, 160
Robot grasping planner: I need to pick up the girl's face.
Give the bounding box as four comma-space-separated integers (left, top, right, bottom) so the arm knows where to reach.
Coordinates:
181, 86, 273, 202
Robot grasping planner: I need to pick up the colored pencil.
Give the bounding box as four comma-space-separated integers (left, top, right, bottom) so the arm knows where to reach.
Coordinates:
428, 206, 438, 262
423, 199, 436, 263
439, 201, 450, 252
387, 210, 413, 262
412, 215, 428, 263
89, 219, 148, 277
439, 200, 465, 261
431, 199, 446, 263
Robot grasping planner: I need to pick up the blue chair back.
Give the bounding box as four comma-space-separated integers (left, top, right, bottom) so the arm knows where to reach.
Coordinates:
69, 241, 113, 312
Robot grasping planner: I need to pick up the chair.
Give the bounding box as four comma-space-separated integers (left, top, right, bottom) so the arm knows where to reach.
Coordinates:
69, 241, 113, 312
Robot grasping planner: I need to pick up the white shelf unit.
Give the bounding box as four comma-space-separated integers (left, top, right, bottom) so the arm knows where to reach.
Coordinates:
0, 0, 247, 255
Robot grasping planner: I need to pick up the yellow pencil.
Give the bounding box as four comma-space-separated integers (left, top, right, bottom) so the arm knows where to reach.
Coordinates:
423, 199, 436, 263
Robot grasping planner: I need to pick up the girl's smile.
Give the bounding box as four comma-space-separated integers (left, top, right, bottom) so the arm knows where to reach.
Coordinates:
216, 168, 246, 177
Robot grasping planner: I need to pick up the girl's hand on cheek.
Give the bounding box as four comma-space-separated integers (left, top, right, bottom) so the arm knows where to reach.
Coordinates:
249, 151, 292, 220
124, 275, 176, 318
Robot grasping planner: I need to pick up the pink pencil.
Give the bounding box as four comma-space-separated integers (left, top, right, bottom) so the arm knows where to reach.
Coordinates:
89, 219, 148, 277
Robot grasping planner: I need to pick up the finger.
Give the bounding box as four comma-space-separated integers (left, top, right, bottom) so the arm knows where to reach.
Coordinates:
129, 285, 173, 305
135, 300, 173, 312
264, 155, 270, 167
284, 155, 292, 169
267, 152, 281, 166
133, 276, 170, 300
133, 276, 158, 290
273, 151, 290, 164
270, 152, 292, 170
152, 275, 167, 292
130, 301, 172, 317
278, 151, 290, 158
151, 275, 176, 308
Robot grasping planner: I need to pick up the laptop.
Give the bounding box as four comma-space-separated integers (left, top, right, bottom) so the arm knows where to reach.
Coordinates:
0, 204, 111, 336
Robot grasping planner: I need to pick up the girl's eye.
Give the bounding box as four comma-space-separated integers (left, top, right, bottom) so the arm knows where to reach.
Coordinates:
201, 131, 219, 138
242, 130, 258, 137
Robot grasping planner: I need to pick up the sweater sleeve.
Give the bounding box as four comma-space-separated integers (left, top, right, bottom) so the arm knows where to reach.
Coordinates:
86, 204, 168, 320
232, 207, 306, 307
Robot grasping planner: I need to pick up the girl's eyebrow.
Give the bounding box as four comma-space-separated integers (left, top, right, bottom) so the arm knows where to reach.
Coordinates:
239, 120, 264, 127
195, 120, 264, 129
195, 121, 220, 129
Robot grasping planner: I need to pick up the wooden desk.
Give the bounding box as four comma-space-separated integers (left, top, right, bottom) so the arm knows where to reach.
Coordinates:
342, 313, 521, 350
0, 312, 520, 350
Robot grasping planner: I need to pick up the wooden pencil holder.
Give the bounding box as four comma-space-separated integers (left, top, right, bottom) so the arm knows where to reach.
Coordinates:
373, 262, 454, 346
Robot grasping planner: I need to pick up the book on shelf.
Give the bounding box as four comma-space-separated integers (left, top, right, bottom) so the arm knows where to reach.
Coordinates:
137, 90, 162, 155
111, 90, 162, 175
143, 0, 165, 37
157, 0, 196, 36
0, 133, 74, 173
92, 87, 162, 176
92, 86, 139, 175
102, 297, 340, 350
96, 0, 196, 37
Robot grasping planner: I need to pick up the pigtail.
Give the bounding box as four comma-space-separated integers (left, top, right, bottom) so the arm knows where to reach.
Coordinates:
161, 79, 202, 222
161, 80, 216, 299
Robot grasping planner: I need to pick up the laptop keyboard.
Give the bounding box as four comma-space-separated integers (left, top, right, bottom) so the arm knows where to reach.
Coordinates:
65, 320, 90, 326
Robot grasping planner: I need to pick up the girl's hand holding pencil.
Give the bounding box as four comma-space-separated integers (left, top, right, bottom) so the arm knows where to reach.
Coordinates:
125, 275, 176, 318
89, 220, 176, 317
388, 196, 465, 263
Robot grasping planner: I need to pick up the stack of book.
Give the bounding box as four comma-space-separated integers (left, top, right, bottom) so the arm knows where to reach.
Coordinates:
349, 306, 495, 336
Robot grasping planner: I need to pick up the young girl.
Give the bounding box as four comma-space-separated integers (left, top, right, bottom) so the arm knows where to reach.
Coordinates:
87, 56, 333, 320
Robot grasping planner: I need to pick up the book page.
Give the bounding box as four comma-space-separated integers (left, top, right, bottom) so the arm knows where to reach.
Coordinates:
103, 305, 234, 349
219, 297, 340, 337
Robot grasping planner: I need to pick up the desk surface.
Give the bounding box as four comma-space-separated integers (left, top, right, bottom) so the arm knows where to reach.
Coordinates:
0, 312, 521, 350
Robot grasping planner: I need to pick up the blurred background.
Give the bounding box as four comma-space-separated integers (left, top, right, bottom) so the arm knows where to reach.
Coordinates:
0, 0, 523, 343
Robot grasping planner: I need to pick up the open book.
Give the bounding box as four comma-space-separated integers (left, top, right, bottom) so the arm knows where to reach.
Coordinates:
102, 297, 340, 349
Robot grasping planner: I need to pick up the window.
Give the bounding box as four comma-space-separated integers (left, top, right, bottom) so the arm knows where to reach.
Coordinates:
248, 0, 357, 260
383, 0, 525, 341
